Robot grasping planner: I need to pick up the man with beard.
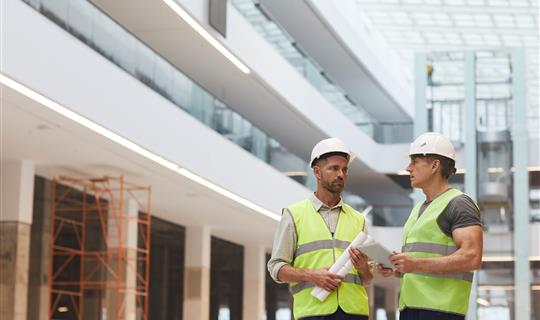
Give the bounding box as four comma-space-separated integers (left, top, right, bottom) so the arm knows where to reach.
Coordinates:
268, 138, 372, 320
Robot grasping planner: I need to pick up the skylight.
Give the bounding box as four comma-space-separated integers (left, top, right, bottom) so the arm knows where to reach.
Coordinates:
334, 0, 539, 137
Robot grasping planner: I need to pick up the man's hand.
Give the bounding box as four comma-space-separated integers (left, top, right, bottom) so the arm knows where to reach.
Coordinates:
349, 247, 369, 274
349, 247, 373, 283
375, 263, 400, 278
308, 269, 343, 292
390, 252, 418, 273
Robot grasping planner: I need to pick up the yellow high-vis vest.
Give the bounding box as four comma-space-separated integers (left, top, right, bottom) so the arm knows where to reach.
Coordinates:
400, 188, 475, 315
288, 199, 369, 319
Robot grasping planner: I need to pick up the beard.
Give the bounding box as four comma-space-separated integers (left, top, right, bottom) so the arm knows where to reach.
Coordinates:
322, 178, 344, 194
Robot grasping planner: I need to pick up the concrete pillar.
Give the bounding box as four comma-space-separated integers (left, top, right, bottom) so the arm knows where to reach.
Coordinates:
412, 53, 429, 204
104, 197, 138, 320
124, 198, 139, 320
0, 160, 35, 320
367, 284, 375, 320
27, 177, 51, 320
464, 51, 478, 320
183, 226, 211, 320
511, 48, 530, 320
384, 287, 399, 320
243, 245, 266, 320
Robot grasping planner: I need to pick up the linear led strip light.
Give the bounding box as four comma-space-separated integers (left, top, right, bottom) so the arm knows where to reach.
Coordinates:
1, 74, 278, 221
482, 256, 540, 262
478, 285, 540, 291
162, 0, 250, 74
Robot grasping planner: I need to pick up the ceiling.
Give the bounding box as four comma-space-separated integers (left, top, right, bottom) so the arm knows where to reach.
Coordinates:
252, 0, 415, 123
88, 0, 412, 205
233, 0, 389, 124
1, 82, 280, 250
335, 0, 539, 136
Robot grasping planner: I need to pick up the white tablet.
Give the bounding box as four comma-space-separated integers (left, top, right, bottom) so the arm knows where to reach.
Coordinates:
357, 241, 393, 269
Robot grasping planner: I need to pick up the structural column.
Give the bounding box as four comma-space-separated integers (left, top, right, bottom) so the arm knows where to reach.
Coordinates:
124, 198, 139, 320
27, 177, 51, 320
464, 51, 478, 320
367, 283, 375, 318
243, 245, 266, 320
384, 287, 399, 320
413, 53, 429, 204
0, 160, 35, 320
511, 48, 530, 320
184, 226, 212, 320
104, 197, 139, 319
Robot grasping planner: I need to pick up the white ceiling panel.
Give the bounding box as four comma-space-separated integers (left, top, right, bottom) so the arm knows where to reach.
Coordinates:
338, 0, 539, 137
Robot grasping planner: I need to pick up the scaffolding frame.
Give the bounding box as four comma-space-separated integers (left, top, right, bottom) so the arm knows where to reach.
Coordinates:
49, 176, 151, 320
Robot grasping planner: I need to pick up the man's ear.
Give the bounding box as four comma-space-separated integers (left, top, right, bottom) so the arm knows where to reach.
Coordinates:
431, 159, 440, 173
313, 165, 321, 180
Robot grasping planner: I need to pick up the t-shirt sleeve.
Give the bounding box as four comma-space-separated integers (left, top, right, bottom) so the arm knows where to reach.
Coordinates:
438, 194, 482, 237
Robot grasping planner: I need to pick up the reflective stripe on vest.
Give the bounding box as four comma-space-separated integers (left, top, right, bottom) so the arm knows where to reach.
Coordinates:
402, 242, 473, 282
288, 199, 369, 319
400, 188, 476, 316
294, 239, 350, 258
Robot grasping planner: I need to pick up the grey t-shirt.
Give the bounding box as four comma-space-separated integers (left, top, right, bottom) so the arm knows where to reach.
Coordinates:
418, 194, 482, 236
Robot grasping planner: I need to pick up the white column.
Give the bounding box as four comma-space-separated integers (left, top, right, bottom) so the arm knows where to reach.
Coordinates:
384, 287, 399, 320
412, 53, 429, 204
0, 160, 35, 320
27, 178, 51, 320
183, 226, 211, 320
511, 48, 530, 320
1, 160, 35, 223
124, 198, 138, 320
243, 245, 266, 320
464, 51, 478, 320
104, 197, 138, 320
367, 283, 375, 319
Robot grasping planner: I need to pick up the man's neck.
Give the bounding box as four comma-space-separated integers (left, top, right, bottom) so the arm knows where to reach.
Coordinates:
422, 179, 450, 202
314, 190, 341, 208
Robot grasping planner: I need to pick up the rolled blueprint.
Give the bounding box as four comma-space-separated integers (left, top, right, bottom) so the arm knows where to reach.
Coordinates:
310, 231, 369, 301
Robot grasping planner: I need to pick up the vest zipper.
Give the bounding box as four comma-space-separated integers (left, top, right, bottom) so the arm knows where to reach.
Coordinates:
323, 210, 340, 302
333, 212, 340, 303
331, 231, 338, 302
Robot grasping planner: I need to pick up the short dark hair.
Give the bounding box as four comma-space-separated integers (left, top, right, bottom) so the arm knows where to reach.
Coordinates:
411, 154, 456, 179
311, 152, 349, 167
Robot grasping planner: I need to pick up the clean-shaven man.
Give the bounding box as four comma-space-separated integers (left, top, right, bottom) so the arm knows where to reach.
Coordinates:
378, 132, 483, 320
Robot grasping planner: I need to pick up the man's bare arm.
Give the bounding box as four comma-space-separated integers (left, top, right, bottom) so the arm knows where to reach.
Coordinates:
391, 225, 483, 274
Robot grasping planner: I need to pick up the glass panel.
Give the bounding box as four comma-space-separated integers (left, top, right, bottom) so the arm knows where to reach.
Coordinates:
477, 268, 514, 320
231, 0, 413, 143
21, 0, 321, 191
40, 0, 69, 24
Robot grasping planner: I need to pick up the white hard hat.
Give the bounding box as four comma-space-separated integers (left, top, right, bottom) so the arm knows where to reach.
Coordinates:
310, 138, 354, 167
409, 132, 456, 161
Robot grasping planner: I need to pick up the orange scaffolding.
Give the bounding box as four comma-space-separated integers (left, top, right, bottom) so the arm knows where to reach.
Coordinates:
49, 176, 151, 320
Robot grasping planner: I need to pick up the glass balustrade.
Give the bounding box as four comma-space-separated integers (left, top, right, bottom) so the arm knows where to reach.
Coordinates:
22, 0, 316, 188
231, 0, 413, 144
